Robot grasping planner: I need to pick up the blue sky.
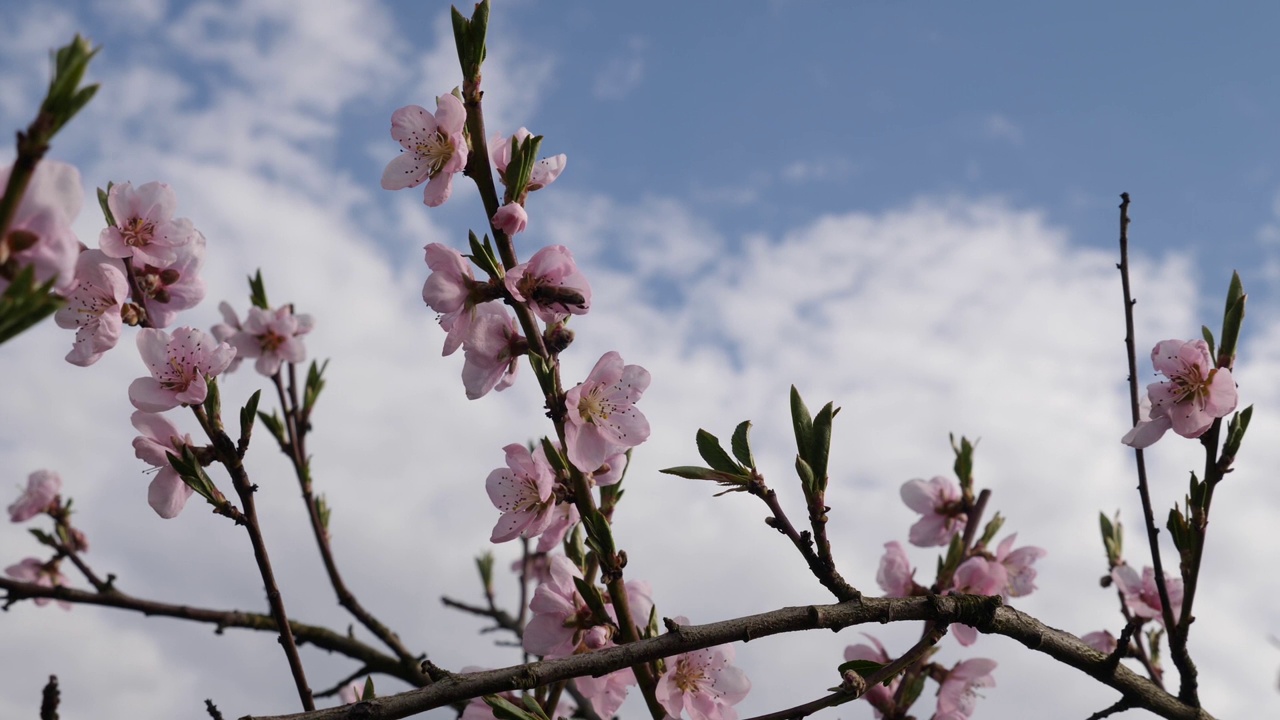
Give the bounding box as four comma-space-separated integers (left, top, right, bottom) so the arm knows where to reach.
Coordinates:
2, 2, 1279, 719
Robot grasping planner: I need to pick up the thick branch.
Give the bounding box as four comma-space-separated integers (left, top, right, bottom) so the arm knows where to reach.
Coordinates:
243, 597, 1214, 720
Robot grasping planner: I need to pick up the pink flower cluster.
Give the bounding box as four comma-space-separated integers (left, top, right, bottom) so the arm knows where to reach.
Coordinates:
1112, 563, 1183, 626
522, 555, 658, 717
846, 635, 995, 720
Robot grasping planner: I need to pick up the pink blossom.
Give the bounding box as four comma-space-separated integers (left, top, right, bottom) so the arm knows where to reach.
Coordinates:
381, 95, 468, 207
461, 303, 523, 400
576, 669, 634, 718
486, 443, 558, 543
128, 327, 237, 412
228, 305, 314, 377
491, 203, 528, 236
935, 658, 996, 720
130, 230, 206, 328
422, 243, 478, 356
98, 181, 197, 268
490, 127, 567, 192
1112, 564, 1183, 626
54, 249, 128, 366
5, 557, 70, 609
0, 160, 82, 294
1122, 339, 1237, 448
993, 533, 1046, 597
8, 469, 62, 523
900, 476, 964, 547
564, 352, 651, 473
523, 555, 590, 657
1081, 630, 1118, 654
655, 619, 751, 720
505, 245, 592, 324
843, 634, 899, 718
535, 500, 581, 553
131, 411, 197, 519
875, 541, 915, 597
210, 302, 245, 373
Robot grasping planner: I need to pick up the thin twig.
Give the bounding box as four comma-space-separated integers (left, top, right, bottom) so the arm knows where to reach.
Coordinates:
750, 474, 859, 602
1115, 193, 1183, 659
0, 577, 425, 685
39, 675, 59, 720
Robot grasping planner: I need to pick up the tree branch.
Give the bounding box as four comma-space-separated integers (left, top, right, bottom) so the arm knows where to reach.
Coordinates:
242, 597, 1214, 720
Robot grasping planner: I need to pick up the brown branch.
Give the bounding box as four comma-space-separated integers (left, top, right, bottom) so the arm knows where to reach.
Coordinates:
40, 675, 59, 720
268, 371, 432, 686
751, 474, 859, 602
0, 578, 424, 686
1115, 193, 1190, 698
242, 597, 1215, 720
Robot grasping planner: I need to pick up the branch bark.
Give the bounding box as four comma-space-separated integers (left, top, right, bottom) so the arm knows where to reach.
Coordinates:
241, 596, 1214, 720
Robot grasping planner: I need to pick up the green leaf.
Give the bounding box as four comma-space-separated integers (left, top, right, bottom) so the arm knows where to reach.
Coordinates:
257, 411, 286, 447
790, 386, 813, 460
730, 420, 755, 468
96, 184, 116, 226
951, 434, 976, 490
0, 265, 64, 346
475, 551, 494, 592
483, 695, 545, 720
540, 437, 569, 475
809, 402, 837, 493
696, 429, 742, 474
977, 512, 1004, 548
1222, 405, 1253, 459
573, 576, 611, 625
360, 676, 375, 701
248, 270, 269, 309
795, 455, 817, 496
239, 389, 262, 446
302, 359, 328, 414
1217, 271, 1245, 368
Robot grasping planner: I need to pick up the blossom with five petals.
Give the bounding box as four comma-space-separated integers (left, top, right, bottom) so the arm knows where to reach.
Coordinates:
98, 181, 197, 268
131, 411, 197, 518
130, 230, 207, 328
949, 534, 1045, 645
381, 95, 468, 207
228, 305, 314, 377
486, 443, 558, 543
128, 327, 236, 412
900, 476, 965, 546
54, 250, 128, 366
655, 618, 751, 720
8, 470, 62, 523
1111, 563, 1182, 626
1122, 339, 1237, 448
564, 351, 651, 473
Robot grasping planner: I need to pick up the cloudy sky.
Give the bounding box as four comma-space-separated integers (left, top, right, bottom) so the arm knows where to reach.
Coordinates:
2, 1, 1279, 719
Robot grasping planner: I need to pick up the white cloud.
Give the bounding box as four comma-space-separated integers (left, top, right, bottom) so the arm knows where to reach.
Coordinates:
594, 36, 646, 100
984, 112, 1024, 146
1, 4, 1277, 720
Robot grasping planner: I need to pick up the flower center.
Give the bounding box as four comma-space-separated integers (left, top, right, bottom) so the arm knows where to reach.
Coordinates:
121, 217, 156, 247
577, 388, 608, 424
673, 657, 707, 694
415, 132, 455, 177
